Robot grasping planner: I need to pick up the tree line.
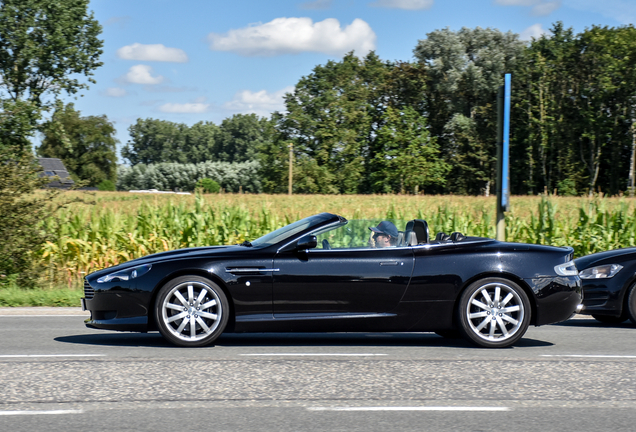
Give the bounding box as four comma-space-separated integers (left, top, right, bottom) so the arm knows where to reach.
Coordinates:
112, 23, 636, 196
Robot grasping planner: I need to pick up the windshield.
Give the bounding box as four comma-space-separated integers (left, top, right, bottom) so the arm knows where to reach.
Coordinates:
312, 219, 408, 249
250, 213, 337, 247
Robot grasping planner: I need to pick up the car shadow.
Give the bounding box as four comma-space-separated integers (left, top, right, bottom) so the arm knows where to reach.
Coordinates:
55, 331, 552, 349
555, 317, 636, 329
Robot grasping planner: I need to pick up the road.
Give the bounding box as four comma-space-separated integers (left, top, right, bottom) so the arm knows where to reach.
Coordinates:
0, 308, 635, 431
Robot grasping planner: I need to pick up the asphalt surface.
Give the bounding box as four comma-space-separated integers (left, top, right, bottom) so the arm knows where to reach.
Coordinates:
1, 308, 636, 431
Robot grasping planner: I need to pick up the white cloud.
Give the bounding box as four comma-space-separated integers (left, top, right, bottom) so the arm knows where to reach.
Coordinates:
117, 43, 188, 63
208, 17, 376, 56
123, 65, 164, 85
531, 1, 560, 15
159, 99, 210, 113
104, 87, 127, 97
224, 86, 294, 115
520, 23, 550, 40
494, 0, 561, 16
368, 0, 434, 10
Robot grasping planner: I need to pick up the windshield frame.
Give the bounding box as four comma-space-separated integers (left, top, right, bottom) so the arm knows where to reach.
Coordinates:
250, 213, 340, 248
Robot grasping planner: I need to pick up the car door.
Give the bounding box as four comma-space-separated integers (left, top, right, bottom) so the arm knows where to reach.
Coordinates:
272, 246, 414, 318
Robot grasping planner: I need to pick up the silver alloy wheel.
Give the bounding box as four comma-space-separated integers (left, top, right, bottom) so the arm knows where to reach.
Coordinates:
161, 280, 223, 342
464, 281, 525, 343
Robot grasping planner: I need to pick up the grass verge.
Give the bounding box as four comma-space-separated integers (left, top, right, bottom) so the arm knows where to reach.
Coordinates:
0, 285, 83, 307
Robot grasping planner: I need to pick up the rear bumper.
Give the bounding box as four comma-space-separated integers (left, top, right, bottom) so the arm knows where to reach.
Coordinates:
527, 276, 582, 325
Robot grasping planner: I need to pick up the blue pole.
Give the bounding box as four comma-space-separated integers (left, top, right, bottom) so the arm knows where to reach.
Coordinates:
502, 73, 511, 212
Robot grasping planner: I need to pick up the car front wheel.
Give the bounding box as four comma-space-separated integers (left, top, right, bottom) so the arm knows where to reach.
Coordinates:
155, 276, 229, 347
458, 278, 531, 348
627, 284, 636, 325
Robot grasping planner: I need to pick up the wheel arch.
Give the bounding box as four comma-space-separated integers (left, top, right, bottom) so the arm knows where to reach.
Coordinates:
453, 272, 538, 327
148, 269, 236, 332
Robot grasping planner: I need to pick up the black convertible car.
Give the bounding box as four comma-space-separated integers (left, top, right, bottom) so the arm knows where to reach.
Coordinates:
575, 247, 636, 324
82, 213, 581, 348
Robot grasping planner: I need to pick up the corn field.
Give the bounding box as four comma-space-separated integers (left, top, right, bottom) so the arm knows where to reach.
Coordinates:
37, 192, 636, 287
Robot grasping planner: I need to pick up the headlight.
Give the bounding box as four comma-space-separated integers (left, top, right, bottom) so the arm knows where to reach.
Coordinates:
554, 260, 578, 276
579, 264, 623, 279
97, 264, 152, 283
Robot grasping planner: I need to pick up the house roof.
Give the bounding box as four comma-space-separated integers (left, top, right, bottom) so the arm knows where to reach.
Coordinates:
37, 158, 74, 187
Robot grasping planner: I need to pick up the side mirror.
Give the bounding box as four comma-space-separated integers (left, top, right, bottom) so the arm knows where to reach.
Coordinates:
296, 235, 317, 251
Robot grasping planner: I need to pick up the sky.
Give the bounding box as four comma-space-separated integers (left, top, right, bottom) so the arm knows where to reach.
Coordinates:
66, 0, 636, 159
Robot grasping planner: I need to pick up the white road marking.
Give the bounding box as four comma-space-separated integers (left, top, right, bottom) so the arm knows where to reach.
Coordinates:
308, 407, 509, 412
0, 410, 83, 416
241, 353, 387, 357
0, 354, 105, 358
541, 354, 636, 359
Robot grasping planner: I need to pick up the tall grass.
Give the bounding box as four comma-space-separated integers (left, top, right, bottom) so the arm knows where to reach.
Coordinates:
36, 192, 636, 287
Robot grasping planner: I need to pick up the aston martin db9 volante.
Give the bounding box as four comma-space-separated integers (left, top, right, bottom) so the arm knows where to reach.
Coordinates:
575, 247, 636, 324
82, 213, 582, 348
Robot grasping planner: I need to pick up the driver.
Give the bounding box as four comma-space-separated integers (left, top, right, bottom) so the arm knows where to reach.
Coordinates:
369, 221, 399, 248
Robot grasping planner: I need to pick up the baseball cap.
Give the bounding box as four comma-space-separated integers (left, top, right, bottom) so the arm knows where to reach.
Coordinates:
369, 221, 398, 238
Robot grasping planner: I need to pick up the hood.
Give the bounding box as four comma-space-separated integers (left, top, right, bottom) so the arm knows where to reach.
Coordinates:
574, 247, 636, 269
88, 243, 249, 277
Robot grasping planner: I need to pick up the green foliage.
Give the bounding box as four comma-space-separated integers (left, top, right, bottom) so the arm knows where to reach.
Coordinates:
117, 161, 262, 193
122, 114, 274, 166
38, 103, 118, 186
272, 51, 428, 194
97, 179, 116, 191
0, 0, 103, 107
371, 106, 449, 193
197, 178, 220, 193
0, 100, 41, 152
512, 23, 636, 196
122, 118, 215, 165
0, 149, 53, 287
0, 283, 83, 306
414, 27, 525, 195
215, 114, 274, 163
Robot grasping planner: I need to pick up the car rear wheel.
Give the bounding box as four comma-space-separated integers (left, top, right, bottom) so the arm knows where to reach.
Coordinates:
627, 284, 636, 325
155, 276, 229, 347
458, 278, 531, 348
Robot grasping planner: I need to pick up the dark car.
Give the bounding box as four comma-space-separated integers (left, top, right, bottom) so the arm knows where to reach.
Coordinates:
574, 248, 636, 324
82, 213, 581, 348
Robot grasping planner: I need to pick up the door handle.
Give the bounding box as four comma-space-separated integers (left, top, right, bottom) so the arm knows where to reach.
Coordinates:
379, 261, 398, 266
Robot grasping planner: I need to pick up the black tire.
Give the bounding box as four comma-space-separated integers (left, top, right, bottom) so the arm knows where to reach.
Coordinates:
458, 277, 531, 348
155, 276, 229, 347
627, 284, 636, 325
592, 314, 627, 324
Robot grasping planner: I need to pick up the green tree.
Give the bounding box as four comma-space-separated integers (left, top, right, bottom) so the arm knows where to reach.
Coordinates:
184, 121, 219, 163
0, 149, 51, 287
0, 0, 103, 287
122, 119, 219, 165
38, 103, 118, 186
215, 114, 273, 163
372, 107, 449, 194
414, 27, 525, 194
0, 0, 103, 150
274, 52, 396, 194
512, 23, 636, 196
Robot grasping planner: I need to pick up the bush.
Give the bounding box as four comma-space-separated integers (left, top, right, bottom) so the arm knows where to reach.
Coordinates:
97, 179, 116, 191
0, 150, 53, 287
117, 160, 262, 193
197, 178, 220, 193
